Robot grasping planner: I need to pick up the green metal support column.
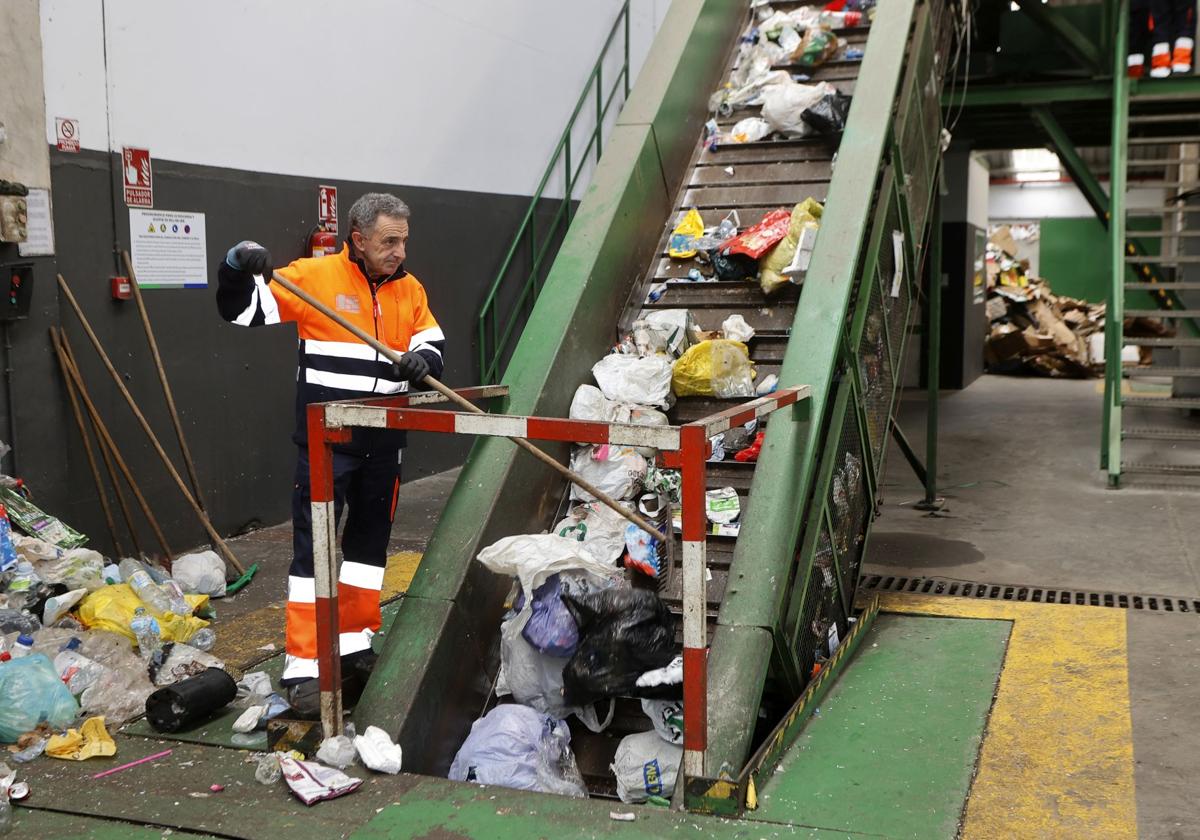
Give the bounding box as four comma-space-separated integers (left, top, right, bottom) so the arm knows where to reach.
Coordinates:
924, 195, 942, 507
1105, 0, 1129, 484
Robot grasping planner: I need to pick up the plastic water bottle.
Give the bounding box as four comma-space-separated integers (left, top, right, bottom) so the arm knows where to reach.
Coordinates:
187, 627, 215, 652
255, 753, 282, 785
160, 578, 192, 616
53, 650, 105, 695
10, 634, 34, 659
130, 607, 163, 664
119, 558, 174, 615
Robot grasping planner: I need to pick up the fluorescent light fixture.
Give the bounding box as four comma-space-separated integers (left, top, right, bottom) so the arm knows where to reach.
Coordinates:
1010, 148, 1061, 182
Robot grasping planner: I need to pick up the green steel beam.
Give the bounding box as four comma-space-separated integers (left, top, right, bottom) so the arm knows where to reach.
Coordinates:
924, 193, 942, 507
1105, 0, 1129, 483
1031, 106, 1110, 221
942, 80, 1112, 108
1012, 0, 1103, 74
704, 0, 919, 771
1131, 74, 1200, 101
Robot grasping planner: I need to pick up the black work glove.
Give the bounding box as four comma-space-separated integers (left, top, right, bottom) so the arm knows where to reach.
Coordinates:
393, 351, 430, 383
231, 241, 274, 279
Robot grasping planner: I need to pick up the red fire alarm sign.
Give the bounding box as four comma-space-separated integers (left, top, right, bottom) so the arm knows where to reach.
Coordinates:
122, 147, 153, 208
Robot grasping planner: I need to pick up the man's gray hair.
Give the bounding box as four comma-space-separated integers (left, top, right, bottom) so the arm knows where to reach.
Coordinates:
347, 192, 410, 234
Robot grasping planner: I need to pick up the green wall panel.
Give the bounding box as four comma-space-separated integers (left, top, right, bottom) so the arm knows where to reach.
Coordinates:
1038, 216, 1160, 309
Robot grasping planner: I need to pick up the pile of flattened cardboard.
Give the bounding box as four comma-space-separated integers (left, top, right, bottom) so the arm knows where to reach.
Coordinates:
984, 226, 1106, 378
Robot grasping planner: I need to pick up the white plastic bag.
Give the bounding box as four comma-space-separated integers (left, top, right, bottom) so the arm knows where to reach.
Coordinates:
761, 81, 834, 137
279, 756, 363, 804
553, 502, 632, 565
568, 445, 647, 502
725, 116, 771, 143
591, 354, 673, 409
172, 551, 226, 598
641, 698, 684, 745
638, 310, 696, 357
569, 385, 622, 425
354, 725, 402, 774
721, 314, 756, 343
611, 730, 683, 803
448, 704, 587, 798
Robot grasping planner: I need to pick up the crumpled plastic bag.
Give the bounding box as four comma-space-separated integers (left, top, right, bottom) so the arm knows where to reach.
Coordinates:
0, 654, 80, 742
568, 445, 647, 502
760, 198, 824, 294
46, 715, 116, 761
641, 698, 684, 745
792, 26, 840, 67
640, 310, 697, 357
723, 209, 792, 260
77, 584, 210, 644
761, 80, 834, 137
592, 354, 673, 409
611, 730, 682, 803
668, 208, 704, 259
153, 642, 225, 687
554, 501, 633, 565
722, 116, 771, 144
354, 725, 402, 774
279, 756, 363, 805
721, 314, 756, 343
448, 704, 587, 798
561, 588, 678, 707
171, 551, 226, 598
672, 340, 756, 398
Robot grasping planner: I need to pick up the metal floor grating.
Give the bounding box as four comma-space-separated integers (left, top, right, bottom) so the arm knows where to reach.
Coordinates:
859, 573, 1200, 614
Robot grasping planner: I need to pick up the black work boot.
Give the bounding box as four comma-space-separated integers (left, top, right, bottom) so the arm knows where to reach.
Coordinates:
285, 678, 320, 720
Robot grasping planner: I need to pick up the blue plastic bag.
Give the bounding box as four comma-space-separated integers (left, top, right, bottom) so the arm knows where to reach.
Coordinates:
0, 654, 80, 742
514, 575, 578, 658
448, 704, 586, 798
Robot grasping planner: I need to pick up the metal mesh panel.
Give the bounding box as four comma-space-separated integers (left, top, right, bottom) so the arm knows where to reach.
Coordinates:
794, 521, 848, 681
860, 277, 893, 465
902, 82, 930, 236
829, 394, 869, 599
881, 201, 912, 378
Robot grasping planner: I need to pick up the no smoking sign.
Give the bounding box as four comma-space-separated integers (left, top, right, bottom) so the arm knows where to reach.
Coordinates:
56, 118, 80, 153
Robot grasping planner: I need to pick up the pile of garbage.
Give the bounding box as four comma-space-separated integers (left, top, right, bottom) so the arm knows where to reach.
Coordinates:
706, 2, 873, 145
0, 474, 235, 771
984, 227, 1108, 378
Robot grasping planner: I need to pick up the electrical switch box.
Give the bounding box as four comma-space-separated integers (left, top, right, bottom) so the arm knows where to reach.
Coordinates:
1, 264, 33, 321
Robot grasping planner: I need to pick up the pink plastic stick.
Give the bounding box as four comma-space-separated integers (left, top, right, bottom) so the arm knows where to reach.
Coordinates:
92, 749, 173, 779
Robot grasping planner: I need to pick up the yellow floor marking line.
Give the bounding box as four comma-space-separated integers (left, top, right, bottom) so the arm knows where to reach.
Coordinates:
875, 593, 1137, 840
213, 551, 423, 672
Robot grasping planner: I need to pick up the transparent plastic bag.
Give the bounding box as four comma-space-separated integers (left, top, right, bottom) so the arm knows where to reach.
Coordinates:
591, 354, 673, 409
0, 654, 80, 742
761, 81, 832, 137
568, 445, 646, 503
611, 730, 682, 803
448, 704, 587, 798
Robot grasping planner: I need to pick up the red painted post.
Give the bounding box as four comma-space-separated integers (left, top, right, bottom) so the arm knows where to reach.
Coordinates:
679, 423, 709, 778
307, 404, 343, 739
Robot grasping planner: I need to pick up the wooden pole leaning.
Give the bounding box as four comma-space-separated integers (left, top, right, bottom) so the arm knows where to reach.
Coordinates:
270, 270, 668, 543
54, 328, 167, 559
56, 274, 245, 574
122, 250, 210, 517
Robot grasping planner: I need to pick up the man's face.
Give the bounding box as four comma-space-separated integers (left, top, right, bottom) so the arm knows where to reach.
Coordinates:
352, 215, 409, 279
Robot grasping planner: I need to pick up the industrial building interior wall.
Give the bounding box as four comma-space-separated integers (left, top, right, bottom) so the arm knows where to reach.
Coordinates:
0, 0, 669, 555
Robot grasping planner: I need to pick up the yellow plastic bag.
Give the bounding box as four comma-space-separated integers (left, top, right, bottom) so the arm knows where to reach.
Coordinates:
672, 340, 756, 398
668, 208, 705, 259
77, 584, 210, 644
760, 198, 824, 294
47, 715, 117, 761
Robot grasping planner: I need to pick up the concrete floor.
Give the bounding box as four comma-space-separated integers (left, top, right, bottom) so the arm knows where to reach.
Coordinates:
871, 374, 1200, 839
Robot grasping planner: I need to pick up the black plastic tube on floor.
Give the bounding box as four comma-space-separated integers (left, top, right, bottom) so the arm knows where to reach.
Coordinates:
145, 668, 238, 733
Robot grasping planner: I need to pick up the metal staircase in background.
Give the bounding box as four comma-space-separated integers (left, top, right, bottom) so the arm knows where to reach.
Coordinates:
1103, 14, 1200, 485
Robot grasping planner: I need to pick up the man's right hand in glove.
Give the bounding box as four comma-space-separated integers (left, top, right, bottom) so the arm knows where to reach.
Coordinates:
227, 241, 274, 279
393, 351, 430, 383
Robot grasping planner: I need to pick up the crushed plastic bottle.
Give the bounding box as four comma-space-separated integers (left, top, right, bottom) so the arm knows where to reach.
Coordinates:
255, 752, 282, 785
129, 607, 163, 664
9, 737, 45, 763
187, 627, 215, 652
53, 649, 106, 695
119, 558, 174, 615
159, 579, 192, 617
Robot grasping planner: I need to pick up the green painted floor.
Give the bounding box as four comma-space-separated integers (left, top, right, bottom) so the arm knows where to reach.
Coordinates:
13, 613, 1008, 839
755, 614, 1011, 839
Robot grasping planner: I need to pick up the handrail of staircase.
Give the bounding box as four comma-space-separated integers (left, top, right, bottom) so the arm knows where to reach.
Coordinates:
476, 0, 632, 385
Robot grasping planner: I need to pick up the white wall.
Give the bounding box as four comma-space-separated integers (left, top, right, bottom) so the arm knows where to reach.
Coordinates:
39, 0, 670, 197
0, 0, 51, 188
989, 181, 1167, 220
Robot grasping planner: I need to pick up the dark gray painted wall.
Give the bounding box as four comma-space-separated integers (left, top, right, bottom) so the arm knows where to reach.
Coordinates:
0, 148, 573, 557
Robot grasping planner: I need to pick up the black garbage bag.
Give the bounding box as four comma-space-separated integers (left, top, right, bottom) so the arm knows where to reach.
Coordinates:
561, 588, 677, 707
802, 92, 852, 136
710, 249, 758, 282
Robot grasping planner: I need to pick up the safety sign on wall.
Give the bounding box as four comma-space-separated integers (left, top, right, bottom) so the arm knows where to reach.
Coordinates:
129, 209, 207, 288
318, 185, 338, 233
55, 118, 80, 153
122, 147, 153, 208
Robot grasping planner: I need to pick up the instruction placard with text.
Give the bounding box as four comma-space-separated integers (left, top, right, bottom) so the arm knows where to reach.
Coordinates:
129, 209, 207, 288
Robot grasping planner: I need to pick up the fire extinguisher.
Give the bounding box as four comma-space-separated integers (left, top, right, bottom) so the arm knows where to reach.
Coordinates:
307, 226, 338, 258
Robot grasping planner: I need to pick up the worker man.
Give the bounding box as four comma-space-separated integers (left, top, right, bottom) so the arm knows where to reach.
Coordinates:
215, 193, 444, 715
